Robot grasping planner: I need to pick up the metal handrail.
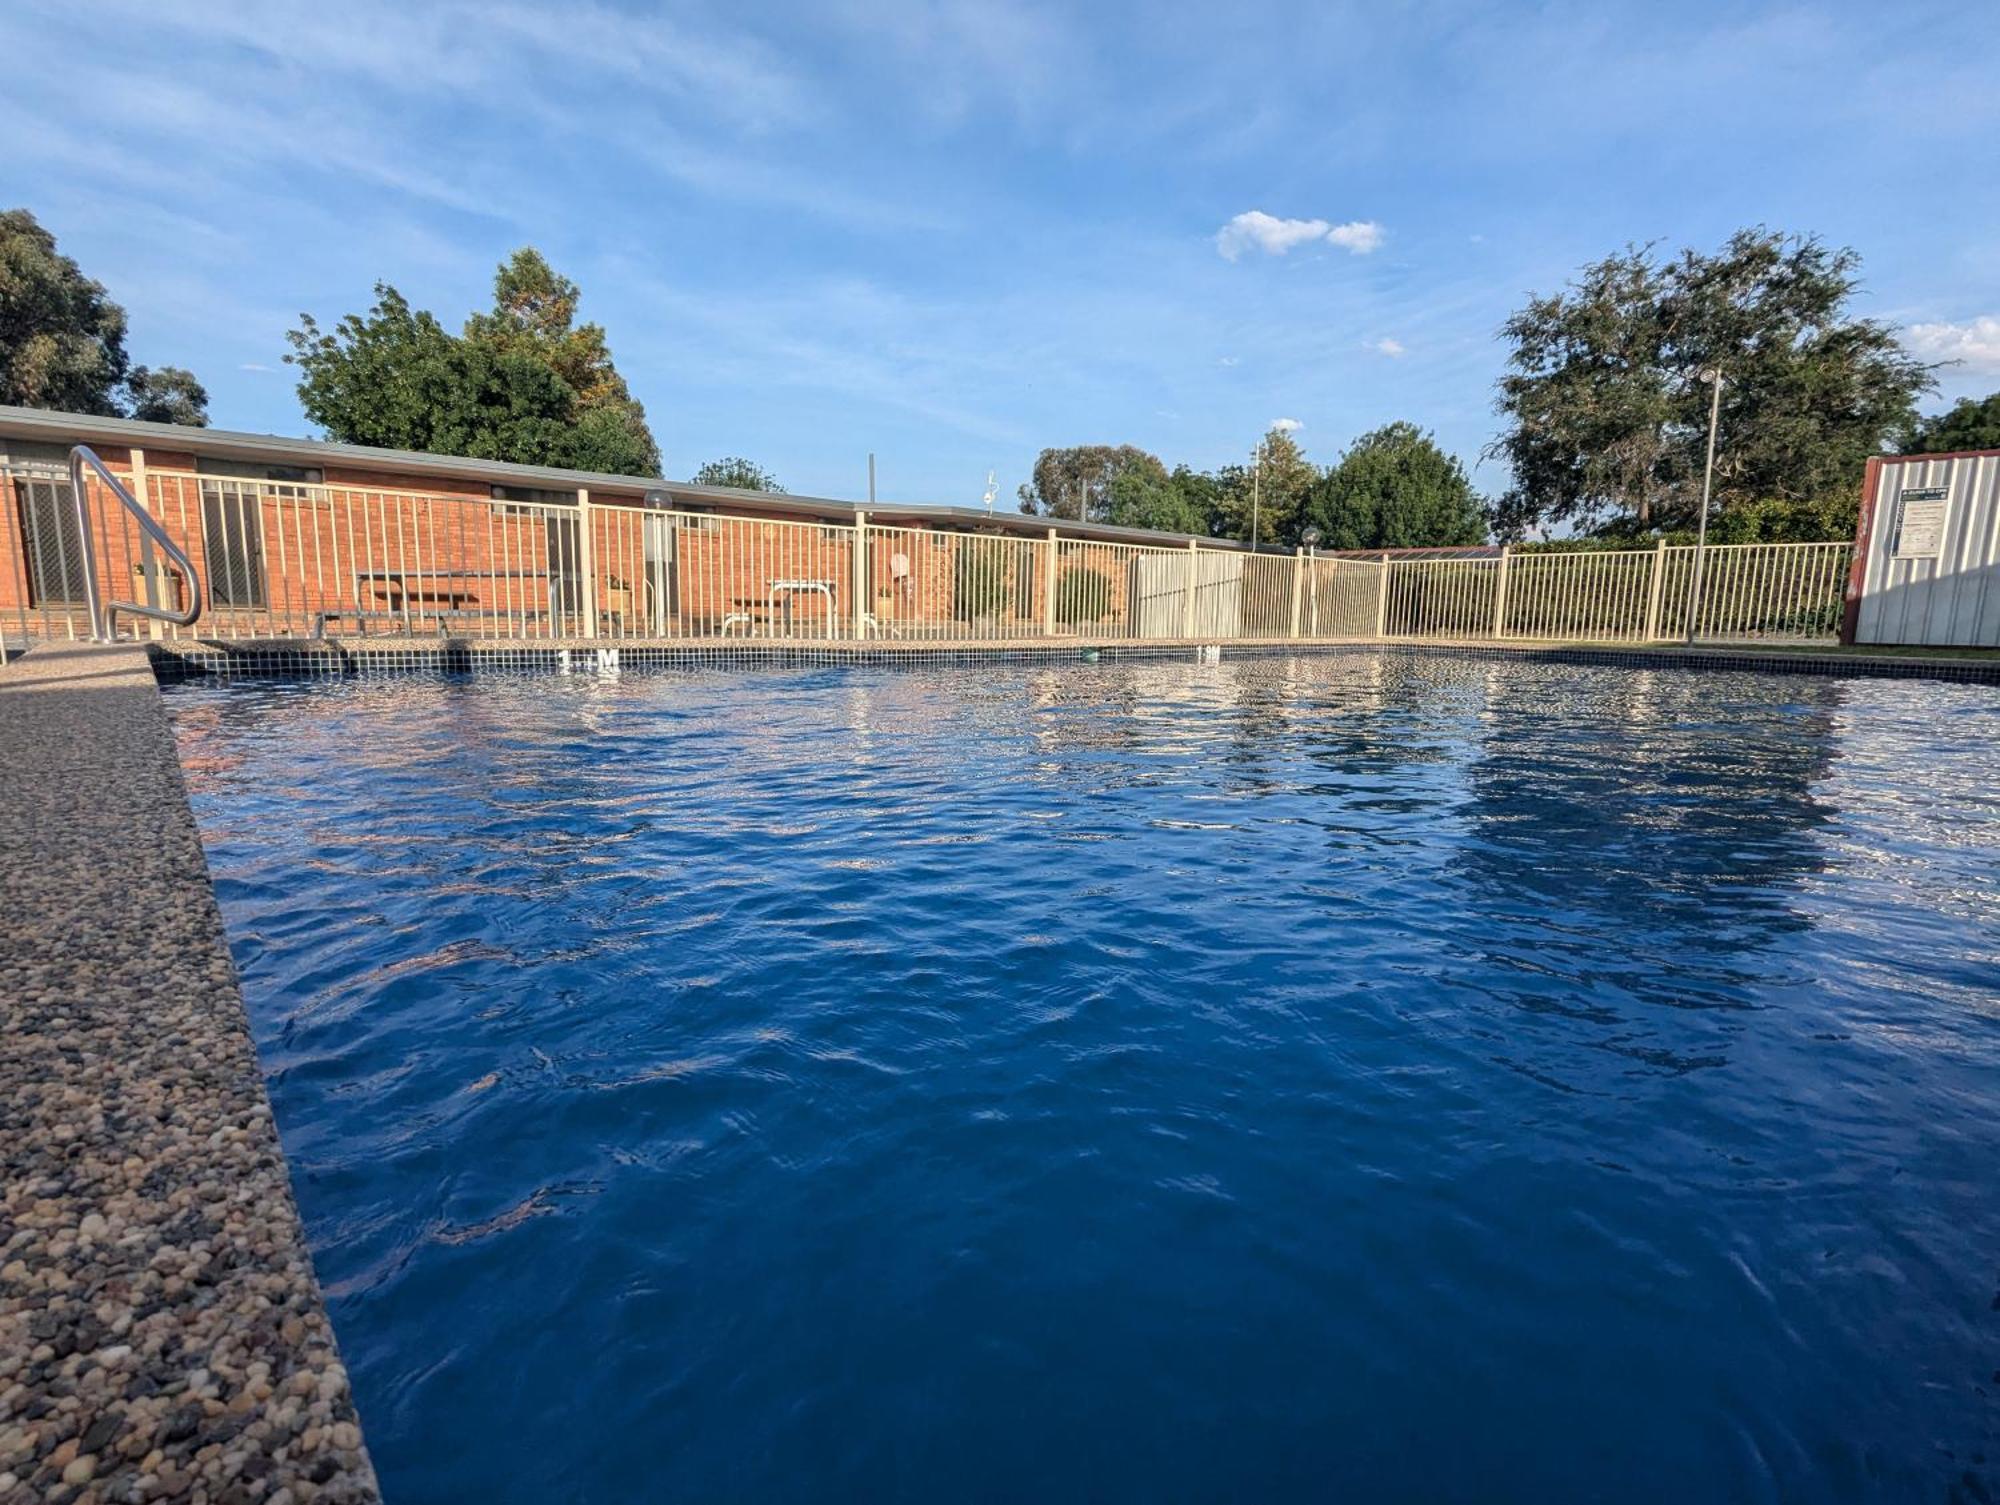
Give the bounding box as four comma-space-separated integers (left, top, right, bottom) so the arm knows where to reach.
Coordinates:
68, 445, 203, 640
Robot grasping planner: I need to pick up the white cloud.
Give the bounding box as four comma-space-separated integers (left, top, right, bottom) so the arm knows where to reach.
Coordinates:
1906, 316, 2000, 374
1218, 355, 1240, 367
1372, 337, 1406, 357
238, 362, 275, 372
1271, 417, 1303, 433
1324, 220, 1385, 254
1216, 212, 1328, 260
1215, 211, 1383, 261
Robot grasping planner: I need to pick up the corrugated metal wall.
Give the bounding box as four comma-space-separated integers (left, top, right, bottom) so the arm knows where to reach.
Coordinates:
1852, 451, 2000, 646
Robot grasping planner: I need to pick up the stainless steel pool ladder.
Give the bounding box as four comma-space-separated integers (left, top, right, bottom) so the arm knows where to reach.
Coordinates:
68, 445, 204, 642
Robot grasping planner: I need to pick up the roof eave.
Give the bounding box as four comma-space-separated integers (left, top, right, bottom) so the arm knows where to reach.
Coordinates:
0, 404, 1276, 553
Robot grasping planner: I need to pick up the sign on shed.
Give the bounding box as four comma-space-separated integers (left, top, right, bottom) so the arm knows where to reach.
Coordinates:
1850, 454, 2000, 646
1892, 488, 1948, 558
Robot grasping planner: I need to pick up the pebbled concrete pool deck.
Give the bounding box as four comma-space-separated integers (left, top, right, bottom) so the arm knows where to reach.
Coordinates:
0, 644, 378, 1505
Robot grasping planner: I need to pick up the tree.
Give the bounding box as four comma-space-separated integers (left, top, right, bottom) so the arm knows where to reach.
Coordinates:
287, 250, 659, 475
126, 366, 209, 427
1017, 445, 1169, 522
1105, 463, 1210, 535
1490, 229, 1932, 539
1307, 422, 1486, 549
1906, 392, 2000, 454
463, 249, 658, 473
692, 456, 784, 492
1164, 465, 1225, 537
0, 208, 207, 424
1216, 426, 1316, 545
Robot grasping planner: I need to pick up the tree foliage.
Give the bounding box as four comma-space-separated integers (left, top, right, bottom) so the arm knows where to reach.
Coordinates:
0, 208, 207, 425
463, 250, 658, 472
1490, 229, 1932, 540
126, 366, 210, 427
1017, 444, 1170, 523
1014, 426, 1486, 549
690, 456, 785, 492
1527, 493, 1862, 550
1906, 392, 2000, 455
1105, 462, 1220, 535
1014, 445, 1228, 535
1216, 427, 1316, 546
287, 249, 658, 475
1307, 422, 1488, 549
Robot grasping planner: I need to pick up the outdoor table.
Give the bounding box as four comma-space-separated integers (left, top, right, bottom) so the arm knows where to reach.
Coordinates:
766, 578, 837, 638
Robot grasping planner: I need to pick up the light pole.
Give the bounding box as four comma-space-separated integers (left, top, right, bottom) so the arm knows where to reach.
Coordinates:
1301, 524, 1322, 636
1250, 444, 1262, 550
1685, 367, 1724, 645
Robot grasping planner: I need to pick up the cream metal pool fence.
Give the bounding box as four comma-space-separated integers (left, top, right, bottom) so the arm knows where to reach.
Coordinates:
0, 460, 1852, 651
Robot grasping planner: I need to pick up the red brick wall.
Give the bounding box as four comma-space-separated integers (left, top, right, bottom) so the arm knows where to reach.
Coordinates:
1, 439, 1170, 641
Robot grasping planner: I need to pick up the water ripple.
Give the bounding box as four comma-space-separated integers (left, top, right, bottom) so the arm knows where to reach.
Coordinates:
170, 656, 2000, 1505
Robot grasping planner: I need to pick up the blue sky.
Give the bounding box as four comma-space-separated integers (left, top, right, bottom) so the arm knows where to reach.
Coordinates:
4, 0, 1997, 505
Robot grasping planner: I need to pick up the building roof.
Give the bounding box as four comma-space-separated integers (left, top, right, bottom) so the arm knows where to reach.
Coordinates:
0, 405, 1281, 554
1317, 545, 1503, 560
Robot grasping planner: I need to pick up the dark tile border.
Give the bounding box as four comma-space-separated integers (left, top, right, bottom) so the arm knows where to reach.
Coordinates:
1367, 639, 2000, 684
145, 635, 2000, 686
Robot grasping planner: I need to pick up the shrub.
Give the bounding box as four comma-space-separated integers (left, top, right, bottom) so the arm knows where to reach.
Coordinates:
1517, 495, 1859, 552
954, 547, 1011, 621
1057, 564, 1111, 624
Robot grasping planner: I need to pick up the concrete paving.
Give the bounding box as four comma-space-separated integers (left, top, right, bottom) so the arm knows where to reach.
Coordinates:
0, 643, 378, 1505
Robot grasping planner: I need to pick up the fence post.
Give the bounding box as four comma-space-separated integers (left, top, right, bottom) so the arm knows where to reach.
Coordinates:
1181, 539, 1199, 639
852, 511, 868, 640
576, 488, 597, 638
1290, 546, 1306, 638
1643, 538, 1666, 642
1490, 545, 1511, 638
67, 453, 108, 640
1043, 527, 1058, 635
128, 447, 165, 640
1374, 551, 1390, 639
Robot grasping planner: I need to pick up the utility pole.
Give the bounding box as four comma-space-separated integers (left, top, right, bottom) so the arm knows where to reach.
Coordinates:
1251, 443, 1262, 550
1686, 369, 1724, 644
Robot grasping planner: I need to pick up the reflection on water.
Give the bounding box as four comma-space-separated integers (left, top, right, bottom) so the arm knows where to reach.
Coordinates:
170, 655, 2000, 1505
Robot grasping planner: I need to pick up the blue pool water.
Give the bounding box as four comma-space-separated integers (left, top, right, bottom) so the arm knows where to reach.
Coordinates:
169, 654, 2000, 1504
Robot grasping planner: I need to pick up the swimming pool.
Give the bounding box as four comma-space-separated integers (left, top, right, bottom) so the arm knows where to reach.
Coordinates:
169, 654, 2000, 1504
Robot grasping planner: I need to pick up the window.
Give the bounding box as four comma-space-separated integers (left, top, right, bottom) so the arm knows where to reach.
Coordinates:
198, 481, 269, 609
487, 488, 586, 625
197, 457, 322, 485
544, 512, 584, 626
11, 473, 88, 606
1, 440, 73, 468
491, 484, 577, 507
193, 460, 319, 611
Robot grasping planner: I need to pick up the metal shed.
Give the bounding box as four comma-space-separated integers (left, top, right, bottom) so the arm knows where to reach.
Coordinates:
1845, 449, 2000, 647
